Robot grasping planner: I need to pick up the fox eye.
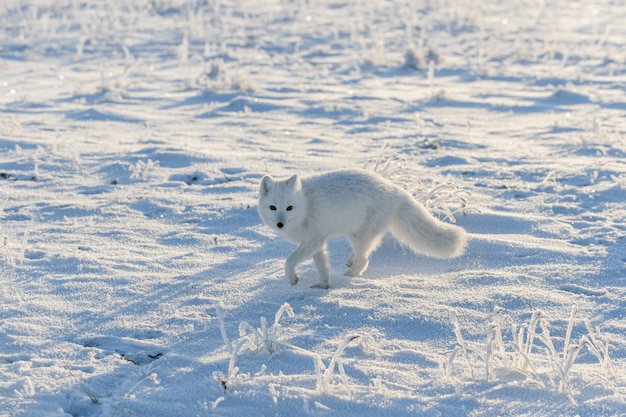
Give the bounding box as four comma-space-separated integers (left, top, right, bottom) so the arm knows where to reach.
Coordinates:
269, 205, 276, 211
286, 206, 293, 211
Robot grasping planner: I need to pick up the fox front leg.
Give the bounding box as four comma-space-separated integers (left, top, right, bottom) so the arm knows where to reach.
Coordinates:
312, 244, 330, 289
285, 240, 325, 287
284, 261, 300, 286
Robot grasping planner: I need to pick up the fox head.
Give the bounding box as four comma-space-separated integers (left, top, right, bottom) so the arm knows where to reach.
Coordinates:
258, 174, 306, 238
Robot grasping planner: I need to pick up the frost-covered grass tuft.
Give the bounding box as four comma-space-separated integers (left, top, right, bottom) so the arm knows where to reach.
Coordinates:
129, 159, 160, 181
448, 307, 620, 399
213, 304, 380, 401
315, 334, 378, 397
365, 146, 477, 222
214, 304, 620, 407
214, 303, 296, 391
237, 302, 295, 355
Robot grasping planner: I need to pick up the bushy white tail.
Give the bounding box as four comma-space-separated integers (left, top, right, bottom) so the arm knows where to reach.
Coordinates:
390, 195, 467, 258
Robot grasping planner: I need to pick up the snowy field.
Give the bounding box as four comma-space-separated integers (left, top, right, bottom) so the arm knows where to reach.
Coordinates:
1, 0, 626, 416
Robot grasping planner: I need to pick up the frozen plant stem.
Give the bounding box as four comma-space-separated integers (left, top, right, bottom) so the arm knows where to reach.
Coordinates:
236, 302, 295, 355
111, 373, 159, 417
494, 309, 508, 368
584, 320, 615, 376
274, 302, 294, 326
80, 383, 99, 404
450, 311, 474, 378
485, 323, 496, 381
563, 307, 578, 360
538, 319, 559, 363
364, 145, 406, 181
215, 306, 232, 354
446, 346, 462, 381
559, 338, 585, 394
214, 302, 299, 390
524, 311, 542, 357
225, 338, 247, 389
317, 335, 361, 396
485, 306, 507, 381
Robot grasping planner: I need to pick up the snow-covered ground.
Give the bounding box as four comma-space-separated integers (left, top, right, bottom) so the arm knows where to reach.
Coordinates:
1, 0, 625, 416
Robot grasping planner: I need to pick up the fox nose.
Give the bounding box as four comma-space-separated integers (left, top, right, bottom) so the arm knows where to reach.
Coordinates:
277, 222, 284, 229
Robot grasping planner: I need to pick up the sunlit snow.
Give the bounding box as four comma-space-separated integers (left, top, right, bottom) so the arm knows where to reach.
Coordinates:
1, 1, 625, 416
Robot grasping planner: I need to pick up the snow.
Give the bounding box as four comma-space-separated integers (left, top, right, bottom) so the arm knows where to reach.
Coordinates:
1, 0, 625, 416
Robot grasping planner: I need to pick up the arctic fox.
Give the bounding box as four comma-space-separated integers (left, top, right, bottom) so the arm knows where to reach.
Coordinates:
258, 169, 467, 289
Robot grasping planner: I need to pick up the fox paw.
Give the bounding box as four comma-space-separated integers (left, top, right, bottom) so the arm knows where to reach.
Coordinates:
346, 253, 355, 268
287, 272, 299, 286
345, 260, 368, 277
310, 282, 329, 289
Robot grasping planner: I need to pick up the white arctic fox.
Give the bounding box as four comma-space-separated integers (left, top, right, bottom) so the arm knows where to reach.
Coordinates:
258, 169, 467, 289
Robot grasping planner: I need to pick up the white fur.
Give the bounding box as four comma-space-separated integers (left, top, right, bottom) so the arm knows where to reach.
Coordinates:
258, 169, 468, 289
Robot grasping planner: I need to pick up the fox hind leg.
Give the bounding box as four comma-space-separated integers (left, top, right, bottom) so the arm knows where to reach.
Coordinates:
346, 233, 384, 277
345, 211, 391, 277
346, 256, 369, 277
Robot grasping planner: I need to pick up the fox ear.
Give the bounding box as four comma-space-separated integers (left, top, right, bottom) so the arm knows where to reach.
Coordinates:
287, 174, 301, 191
260, 175, 274, 196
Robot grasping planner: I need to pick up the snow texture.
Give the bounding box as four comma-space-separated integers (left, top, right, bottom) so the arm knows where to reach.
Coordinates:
1, 0, 625, 416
